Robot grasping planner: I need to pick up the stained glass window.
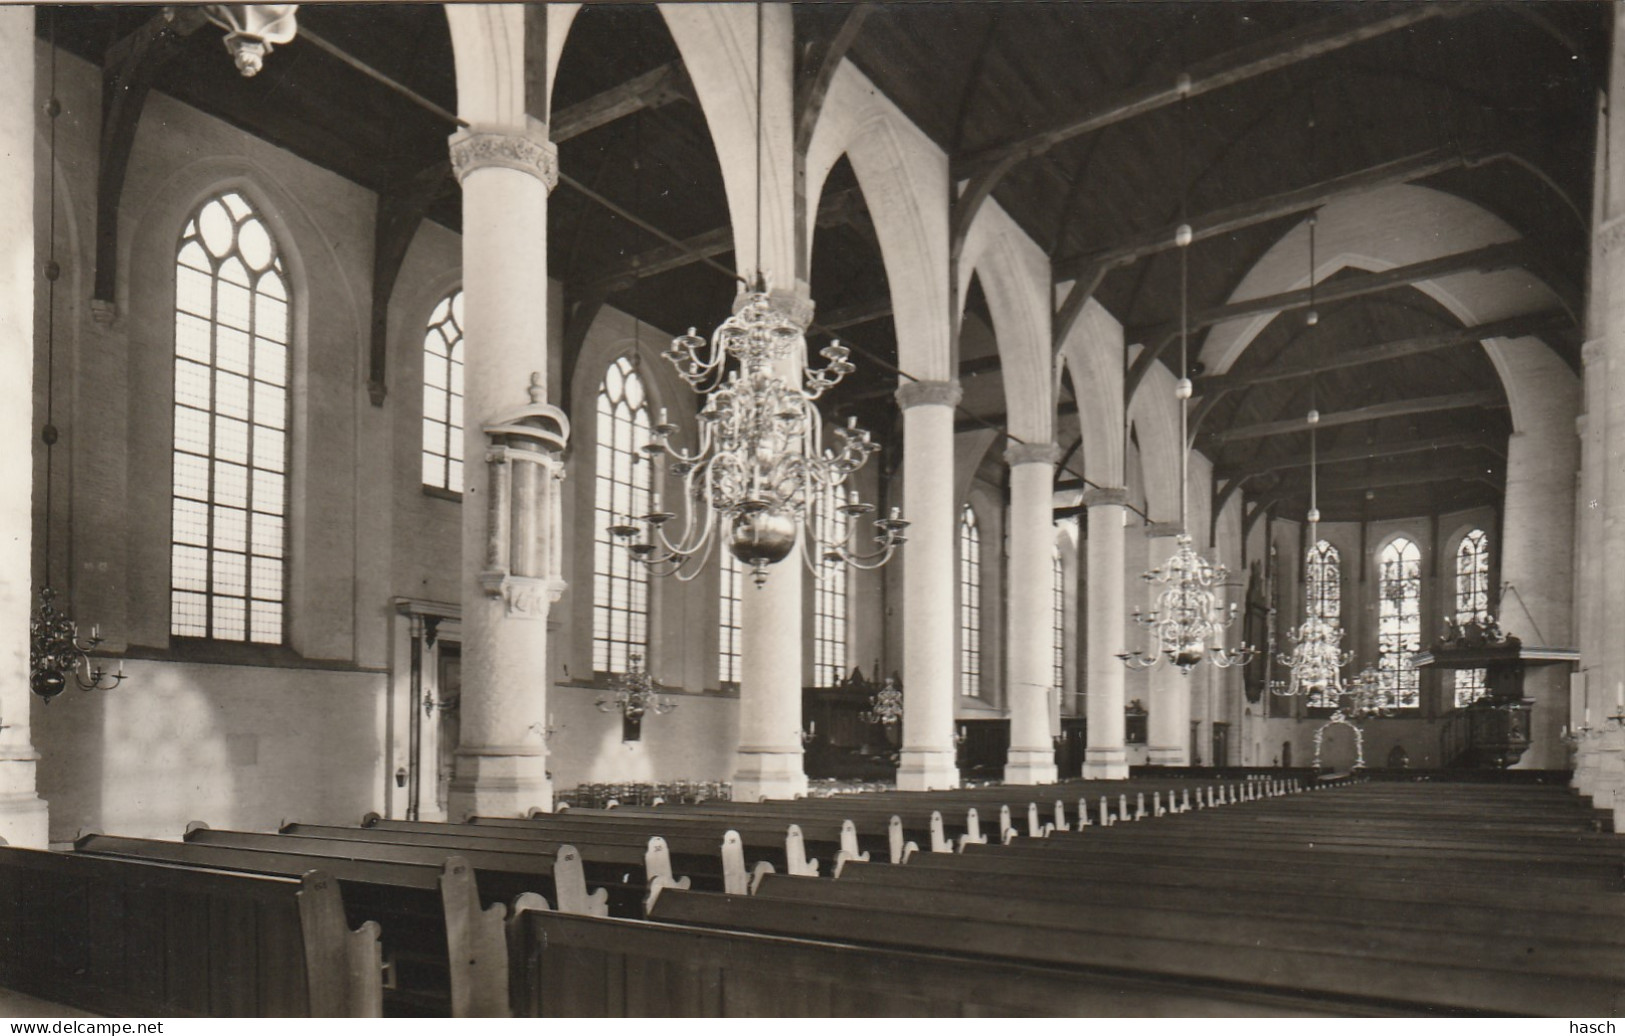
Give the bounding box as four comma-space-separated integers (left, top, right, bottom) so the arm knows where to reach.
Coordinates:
592, 356, 651, 674
1305, 540, 1343, 708
1378, 537, 1422, 709
422, 289, 464, 492
1455, 529, 1492, 707
170, 191, 289, 644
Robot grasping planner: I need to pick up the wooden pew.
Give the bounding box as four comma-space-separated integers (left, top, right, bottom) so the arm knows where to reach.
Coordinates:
642, 884, 1621, 1016
831, 858, 1625, 948
0, 845, 378, 1017
72, 835, 537, 1017
512, 910, 1365, 1017
189, 827, 609, 916
747, 872, 1625, 988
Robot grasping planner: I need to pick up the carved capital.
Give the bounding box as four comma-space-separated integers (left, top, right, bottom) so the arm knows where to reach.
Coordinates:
450, 119, 558, 189
1004, 441, 1059, 468
1582, 338, 1605, 368
895, 379, 963, 411
733, 284, 816, 327
479, 573, 566, 620
1598, 215, 1625, 257
1080, 485, 1129, 508
89, 298, 117, 327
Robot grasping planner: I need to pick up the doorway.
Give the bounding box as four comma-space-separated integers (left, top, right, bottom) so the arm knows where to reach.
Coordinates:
1211, 722, 1230, 767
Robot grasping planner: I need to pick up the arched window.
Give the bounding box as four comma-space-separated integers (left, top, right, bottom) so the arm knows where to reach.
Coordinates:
959, 504, 982, 697
1304, 539, 1343, 707
421, 289, 464, 492
592, 355, 651, 674
813, 482, 848, 687
1052, 545, 1066, 691
719, 549, 742, 685
1378, 537, 1422, 708
1305, 539, 1341, 621
1455, 529, 1492, 707
170, 191, 289, 643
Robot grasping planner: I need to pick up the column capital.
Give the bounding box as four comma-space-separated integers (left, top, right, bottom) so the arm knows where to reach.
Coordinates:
1598, 215, 1625, 257
1004, 441, 1059, 468
1081, 485, 1129, 508
1143, 521, 1183, 539
450, 118, 558, 189
896, 378, 962, 411
733, 284, 815, 327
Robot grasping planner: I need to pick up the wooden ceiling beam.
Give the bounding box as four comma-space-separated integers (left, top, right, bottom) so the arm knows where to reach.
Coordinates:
574, 187, 866, 297
958, 400, 1077, 435
1125, 240, 1532, 400
949, 6, 1454, 269
1188, 310, 1567, 432
1203, 389, 1506, 447
550, 61, 694, 144
94, 7, 208, 312
1052, 143, 1503, 285
1214, 431, 1503, 483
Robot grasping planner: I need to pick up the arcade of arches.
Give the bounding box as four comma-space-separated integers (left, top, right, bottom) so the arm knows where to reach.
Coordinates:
4, 1, 1625, 853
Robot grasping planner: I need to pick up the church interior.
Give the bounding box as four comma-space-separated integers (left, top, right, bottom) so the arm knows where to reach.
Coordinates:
1, 0, 1623, 1019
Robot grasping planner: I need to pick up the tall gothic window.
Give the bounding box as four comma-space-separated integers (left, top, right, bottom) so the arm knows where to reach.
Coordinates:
592, 356, 651, 674
719, 549, 743, 685
170, 191, 289, 644
1455, 529, 1492, 707
1305, 539, 1342, 707
1378, 537, 1422, 708
1052, 545, 1066, 691
959, 505, 982, 697
1305, 539, 1342, 621
421, 289, 464, 492
813, 483, 848, 687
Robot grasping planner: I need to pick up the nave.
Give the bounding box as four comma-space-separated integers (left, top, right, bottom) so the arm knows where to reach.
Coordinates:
2, 775, 1619, 1017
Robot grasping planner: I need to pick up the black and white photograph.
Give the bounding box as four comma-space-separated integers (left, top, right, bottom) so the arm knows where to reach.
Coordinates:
0, 0, 1620, 1020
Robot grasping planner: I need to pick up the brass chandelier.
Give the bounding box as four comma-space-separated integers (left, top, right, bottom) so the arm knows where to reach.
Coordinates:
610, 4, 905, 587
1118, 213, 1252, 674
1274, 215, 1351, 699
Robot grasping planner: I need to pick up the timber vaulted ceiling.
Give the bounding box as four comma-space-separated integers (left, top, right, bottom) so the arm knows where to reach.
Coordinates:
45, 2, 1609, 524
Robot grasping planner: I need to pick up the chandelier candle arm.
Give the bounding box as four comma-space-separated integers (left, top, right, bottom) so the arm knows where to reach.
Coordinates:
614, 280, 903, 586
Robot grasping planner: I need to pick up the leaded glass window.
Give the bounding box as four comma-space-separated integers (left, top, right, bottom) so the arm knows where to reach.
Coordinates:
170, 191, 289, 644
592, 356, 651, 674
422, 289, 464, 492
1378, 537, 1422, 709
1052, 546, 1066, 691
719, 549, 743, 685
1305, 539, 1341, 621
960, 505, 982, 697
813, 483, 848, 688
1455, 529, 1492, 707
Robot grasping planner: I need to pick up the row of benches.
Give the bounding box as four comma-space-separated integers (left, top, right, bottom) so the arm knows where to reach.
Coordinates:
12, 775, 1615, 1015
0, 775, 1257, 1016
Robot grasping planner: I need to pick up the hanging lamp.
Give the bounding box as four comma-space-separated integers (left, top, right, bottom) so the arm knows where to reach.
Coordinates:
1274, 214, 1351, 699
1119, 82, 1253, 675
30, 15, 128, 702
611, 4, 905, 586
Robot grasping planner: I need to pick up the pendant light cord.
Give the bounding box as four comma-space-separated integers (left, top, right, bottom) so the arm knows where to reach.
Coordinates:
1176, 82, 1190, 537
753, 1, 763, 285
42, 10, 59, 586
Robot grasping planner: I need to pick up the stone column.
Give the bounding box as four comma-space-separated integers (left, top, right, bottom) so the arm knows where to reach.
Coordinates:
732, 289, 812, 802
1004, 441, 1060, 785
1083, 487, 1130, 779
895, 380, 961, 790
447, 120, 562, 819
1144, 524, 1189, 765
0, 7, 48, 847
